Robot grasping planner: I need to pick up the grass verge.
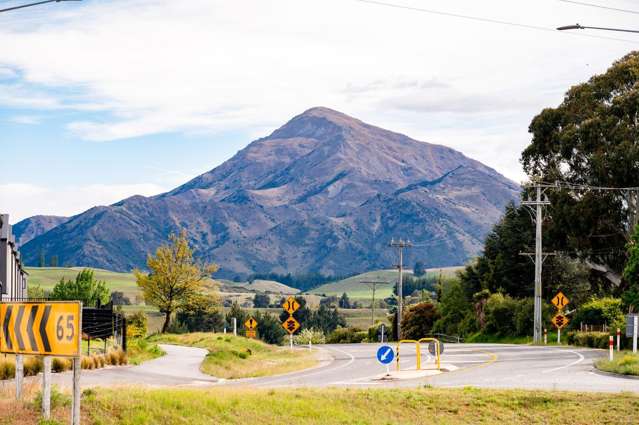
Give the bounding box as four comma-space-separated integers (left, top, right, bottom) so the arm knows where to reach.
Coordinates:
595, 352, 639, 376
148, 332, 317, 379
126, 338, 165, 365
77, 386, 639, 425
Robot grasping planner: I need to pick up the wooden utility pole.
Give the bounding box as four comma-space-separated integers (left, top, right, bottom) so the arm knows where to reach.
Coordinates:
389, 238, 412, 339
361, 281, 390, 325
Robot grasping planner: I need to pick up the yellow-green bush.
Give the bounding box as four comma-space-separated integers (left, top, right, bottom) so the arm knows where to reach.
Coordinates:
0, 359, 15, 379
23, 356, 43, 376
52, 357, 72, 373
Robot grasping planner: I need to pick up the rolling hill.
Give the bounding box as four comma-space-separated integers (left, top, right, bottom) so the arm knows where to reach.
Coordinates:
21, 107, 519, 276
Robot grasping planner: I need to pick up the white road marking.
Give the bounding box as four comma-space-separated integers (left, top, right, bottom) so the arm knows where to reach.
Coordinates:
541, 350, 585, 374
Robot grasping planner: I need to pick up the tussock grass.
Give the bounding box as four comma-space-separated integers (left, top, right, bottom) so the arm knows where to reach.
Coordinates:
80, 387, 639, 425
149, 333, 317, 379
596, 352, 639, 376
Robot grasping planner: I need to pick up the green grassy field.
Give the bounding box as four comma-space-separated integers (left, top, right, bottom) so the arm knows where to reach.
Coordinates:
26, 267, 141, 300
149, 333, 317, 379
29, 387, 632, 424
311, 267, 463, 300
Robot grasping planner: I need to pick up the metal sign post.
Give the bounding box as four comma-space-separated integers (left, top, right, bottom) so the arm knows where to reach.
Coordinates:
635, 316, 638, 354
0, 301, 82, 424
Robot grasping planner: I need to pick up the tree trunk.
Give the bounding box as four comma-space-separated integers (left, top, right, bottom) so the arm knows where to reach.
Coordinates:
161, 310, 172, 333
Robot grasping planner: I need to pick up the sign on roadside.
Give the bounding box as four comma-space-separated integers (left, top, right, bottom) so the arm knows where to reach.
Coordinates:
551, 313, 569, 329
0, 301, 81, 357
282, 296, 300, 315
376, 345, 394, 365
551, 292, 569, 310
245, 317, 257, 330
246, 329, 256, 339
282, 316, 300, 334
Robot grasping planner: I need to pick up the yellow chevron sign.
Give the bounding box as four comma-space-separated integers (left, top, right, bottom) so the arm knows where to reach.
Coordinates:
0, 302, 81, 357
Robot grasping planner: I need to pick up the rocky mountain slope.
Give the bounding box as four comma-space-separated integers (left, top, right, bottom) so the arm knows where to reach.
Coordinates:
21, 107, 520, 277
13, 215, 68, 247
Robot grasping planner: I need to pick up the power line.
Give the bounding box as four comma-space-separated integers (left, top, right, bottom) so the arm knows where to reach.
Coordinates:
0, 0, 80, 14
558, 0, 639, 15
353, 0, 639, 44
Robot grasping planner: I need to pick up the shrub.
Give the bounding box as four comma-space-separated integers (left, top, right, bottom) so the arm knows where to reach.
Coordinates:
0, 359, 15, 380
484, 293, 518, 336
565, 331, 610, 348
293, 328, 326, 345
401, 302, 439, 340
115, 349, 128, 365
326, 328, 367, 344
367, 322, 388, 342
514, 298, 534, 336
51, 358, 72, 373
81, 356, 93, 369
106, 350, 119, 366
255, 311, 286, 345
126, 311, 148, 339
572, 297, 625, 331
34, 385, 70, 410
23, 357, 43, 376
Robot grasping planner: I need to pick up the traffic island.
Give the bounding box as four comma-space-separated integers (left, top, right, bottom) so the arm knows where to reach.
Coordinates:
374, 364, 459, 381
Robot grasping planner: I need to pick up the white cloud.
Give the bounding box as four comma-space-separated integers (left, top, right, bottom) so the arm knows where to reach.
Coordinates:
0, 0, 636, 182
8, 115, 40, 125
0, 182, 166, 223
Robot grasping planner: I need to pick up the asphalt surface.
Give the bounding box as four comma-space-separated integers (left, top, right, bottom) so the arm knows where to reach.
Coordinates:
44, 343, 639, 392
229, 343, 639, 393
49, 344, 217, 388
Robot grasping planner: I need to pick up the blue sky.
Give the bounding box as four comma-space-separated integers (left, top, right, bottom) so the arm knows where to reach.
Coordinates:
1, 0, 638, 222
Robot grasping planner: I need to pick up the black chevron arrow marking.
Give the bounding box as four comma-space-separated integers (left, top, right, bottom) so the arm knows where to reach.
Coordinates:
40, 305, 51, 352
14, 305, 25, 351
2, 306, 12, 350
27, 305, 39, 352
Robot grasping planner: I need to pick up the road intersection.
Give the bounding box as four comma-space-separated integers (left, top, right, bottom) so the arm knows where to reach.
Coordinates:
47, 343, 639, 393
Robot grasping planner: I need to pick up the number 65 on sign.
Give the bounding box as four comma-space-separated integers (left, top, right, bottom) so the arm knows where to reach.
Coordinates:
0, 302, 82, 357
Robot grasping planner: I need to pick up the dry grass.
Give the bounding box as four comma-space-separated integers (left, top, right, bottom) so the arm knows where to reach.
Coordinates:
150, 333, 317, 379
80, 386, 639, 425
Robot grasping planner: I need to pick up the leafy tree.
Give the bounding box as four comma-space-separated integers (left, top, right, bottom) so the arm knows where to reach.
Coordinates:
135, 231, 218, 333
50, 269, 109, 307
308, 304, 346, 334
394, 274, 437, 297
413, 261, 426, 277
126, 311, 148, 338
177, 293, 224, 332
253, 293, 270, 308
254, 311, 286, 344
623, 224, 639, 312
400, 302, 439, 340
226, 301, 248, 333
522, 52, 639, 287
432, 280, 474, 336
338, 292, 351, 309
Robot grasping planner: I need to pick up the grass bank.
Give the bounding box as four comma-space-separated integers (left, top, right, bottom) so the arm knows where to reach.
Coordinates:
126, 338, 165, 365
148, 333, 317, 379
595, 352, 639, 376
75, 386, 639, 424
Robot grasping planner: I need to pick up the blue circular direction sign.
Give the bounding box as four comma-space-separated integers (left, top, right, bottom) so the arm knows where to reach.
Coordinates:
376, 345, 395, 365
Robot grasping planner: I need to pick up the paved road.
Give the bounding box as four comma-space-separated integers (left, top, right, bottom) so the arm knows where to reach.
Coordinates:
44, 343, 639, 392
229, 343, 639, 393
50, 344, 217, 388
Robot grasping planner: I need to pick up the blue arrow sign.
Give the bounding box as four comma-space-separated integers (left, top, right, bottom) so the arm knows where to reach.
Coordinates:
376, 345, 394, 365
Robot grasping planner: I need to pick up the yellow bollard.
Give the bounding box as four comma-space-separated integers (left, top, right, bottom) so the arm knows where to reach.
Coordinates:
418, 338, 441, 371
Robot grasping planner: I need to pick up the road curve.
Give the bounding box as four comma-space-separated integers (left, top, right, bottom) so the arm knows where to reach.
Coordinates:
228, 343, 639, 393
50, 344, 217, 388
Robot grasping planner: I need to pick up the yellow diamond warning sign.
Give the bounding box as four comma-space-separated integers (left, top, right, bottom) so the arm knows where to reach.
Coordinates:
245, 317, 258, 330
551, 292, 570, 310
0, 301, 81, 357
552, 313, 569, 329
282, 296, 300, 315
282, 316, 300, 334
